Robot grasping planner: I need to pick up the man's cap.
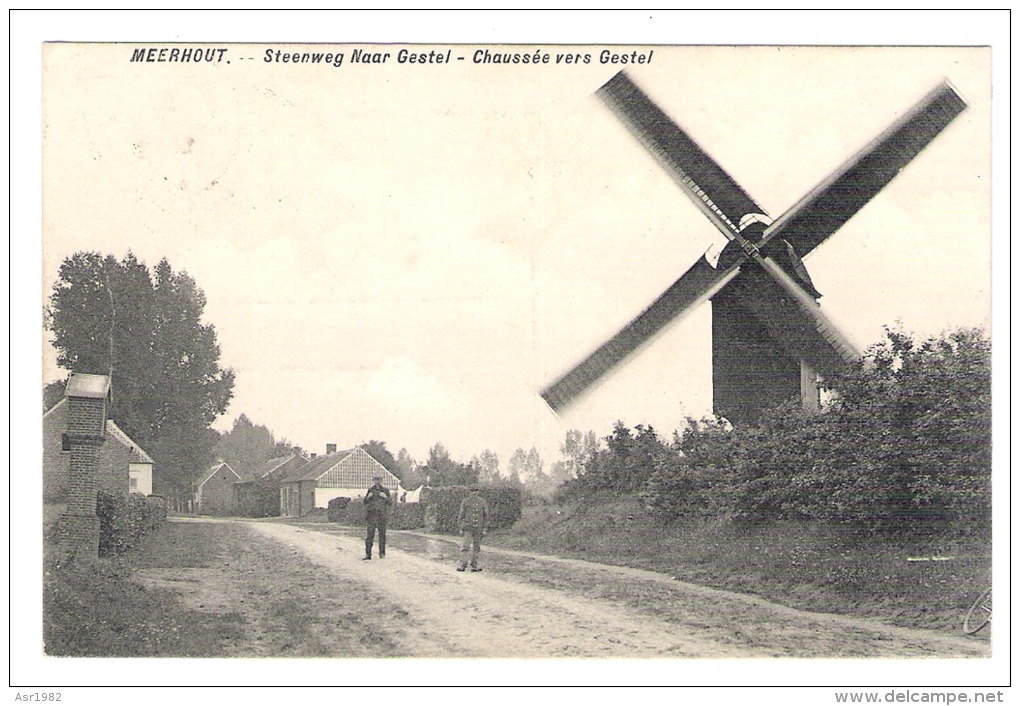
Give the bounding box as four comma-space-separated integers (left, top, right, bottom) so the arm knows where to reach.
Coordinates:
372, 473, 383, 480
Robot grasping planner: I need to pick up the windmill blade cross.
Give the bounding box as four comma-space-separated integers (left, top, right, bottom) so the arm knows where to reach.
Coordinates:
542, 73, 965, 416
541, 255, 740, 413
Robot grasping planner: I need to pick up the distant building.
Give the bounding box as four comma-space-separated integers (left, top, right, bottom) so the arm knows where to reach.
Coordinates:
194, 461, 241, 515
232, 452, 307, 517
43, 398, 154, 501
278, 447, 398, 517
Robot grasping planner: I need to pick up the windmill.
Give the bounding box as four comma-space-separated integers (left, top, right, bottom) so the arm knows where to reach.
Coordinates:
541, 71, 966, 425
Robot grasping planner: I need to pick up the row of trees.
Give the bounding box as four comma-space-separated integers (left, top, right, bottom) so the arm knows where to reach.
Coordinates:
415, 434, 601, 495
562, 327, 992, 537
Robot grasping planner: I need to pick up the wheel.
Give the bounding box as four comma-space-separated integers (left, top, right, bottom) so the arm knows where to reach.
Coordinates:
963, 588, 992, 634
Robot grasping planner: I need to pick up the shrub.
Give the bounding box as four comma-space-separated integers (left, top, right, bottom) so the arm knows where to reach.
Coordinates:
423, 486, 522, 534
96, 491, 167, 556
327, 496, 351, 522
390, 503, 425, 530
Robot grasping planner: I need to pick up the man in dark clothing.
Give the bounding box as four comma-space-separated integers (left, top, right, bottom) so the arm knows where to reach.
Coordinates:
363, 474, 392, 559
456, 485, 490, 572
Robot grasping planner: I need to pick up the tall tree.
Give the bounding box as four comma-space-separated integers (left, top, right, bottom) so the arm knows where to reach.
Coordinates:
46, 251, 234, 499
473, 449, 501, 485
559, 429, 600, 479
213, 414, 276, 478
422, 442, 478, 486
508, 447, 544, 486
394, 447, 424, 489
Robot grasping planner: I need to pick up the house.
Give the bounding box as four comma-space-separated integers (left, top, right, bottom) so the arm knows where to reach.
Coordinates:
106, 419, 154, 496
232, 452, 307, 517
194, 461, 241, 515
278, 447, 398, 517
43, 398, 154, 501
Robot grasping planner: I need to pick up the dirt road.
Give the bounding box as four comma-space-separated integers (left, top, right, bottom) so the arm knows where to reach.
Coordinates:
236, 520, 988, 659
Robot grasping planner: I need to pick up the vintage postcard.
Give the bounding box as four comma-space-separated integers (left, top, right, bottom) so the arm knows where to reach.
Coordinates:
22, 27, 1001, 692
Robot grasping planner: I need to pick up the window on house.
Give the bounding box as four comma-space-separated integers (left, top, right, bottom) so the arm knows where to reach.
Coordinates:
130, 478, 138, 489
61, 433, 71, 452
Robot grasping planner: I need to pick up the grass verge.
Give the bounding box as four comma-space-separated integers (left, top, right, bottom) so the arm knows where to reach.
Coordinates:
487, 495, 992, 635
43, 519, 409, 657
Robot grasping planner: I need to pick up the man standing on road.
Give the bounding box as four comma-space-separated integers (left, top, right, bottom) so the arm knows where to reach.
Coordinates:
364, 473, 392, 560
457, 485, 490, 572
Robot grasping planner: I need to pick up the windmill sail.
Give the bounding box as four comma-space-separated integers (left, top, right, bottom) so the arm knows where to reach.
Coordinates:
763, 81, 967, 257
541, 255, 740, 413
597, 72, 768, 238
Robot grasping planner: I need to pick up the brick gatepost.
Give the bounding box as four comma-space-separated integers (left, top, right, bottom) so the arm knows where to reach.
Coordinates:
57, 374, 111, 557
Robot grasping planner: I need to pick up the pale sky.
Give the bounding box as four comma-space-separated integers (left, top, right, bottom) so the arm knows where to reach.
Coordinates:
40, 43, 990, 470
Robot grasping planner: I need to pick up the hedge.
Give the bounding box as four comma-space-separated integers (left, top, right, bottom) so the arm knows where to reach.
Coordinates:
423, 486, 521, 534
96, 491, 167, 556
330, 497, 426, 530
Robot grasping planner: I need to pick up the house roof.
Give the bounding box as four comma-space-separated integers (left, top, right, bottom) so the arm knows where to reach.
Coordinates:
43, 400, 154, 465
43, 397, 67, 420
105, 420, 154, 464
236, 453, 307, 483
282, 450, 356, 482
195, 461, 241, 488
65, 373, 111, 399
280, 448, 399, 488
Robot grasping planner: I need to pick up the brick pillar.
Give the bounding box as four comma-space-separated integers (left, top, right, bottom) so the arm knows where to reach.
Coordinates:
58, 375, 110, 557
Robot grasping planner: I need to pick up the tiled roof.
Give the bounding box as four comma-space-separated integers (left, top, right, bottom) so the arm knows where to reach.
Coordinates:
282, 450, 356, 482
105, 420, 154, 464
43, 398, 67, 419
280, 448, 399, 489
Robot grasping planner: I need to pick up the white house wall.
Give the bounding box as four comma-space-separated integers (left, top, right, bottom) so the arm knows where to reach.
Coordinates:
314, 487, 366, 508
129, 462, 153, 496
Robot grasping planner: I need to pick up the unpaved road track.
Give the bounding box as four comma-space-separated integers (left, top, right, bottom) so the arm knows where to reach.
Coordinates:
230, 520, 989, 659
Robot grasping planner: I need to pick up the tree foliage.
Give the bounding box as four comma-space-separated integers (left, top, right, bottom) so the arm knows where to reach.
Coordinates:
46, 251, 235, 498
556, 328, 991, 537
472, 450, 501, 485
560, 423, 669, 495
421, 443, 479, 487
212, 414, 277, 478
638, 327, 992, 536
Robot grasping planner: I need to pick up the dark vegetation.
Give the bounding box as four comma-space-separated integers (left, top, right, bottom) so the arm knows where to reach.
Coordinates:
328, 496, 426, 530
96, 490, 167, 556
421, 486, 523, 533
560, 327, 991, 540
